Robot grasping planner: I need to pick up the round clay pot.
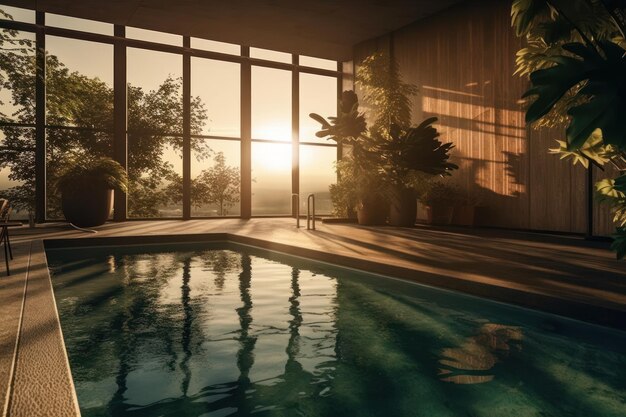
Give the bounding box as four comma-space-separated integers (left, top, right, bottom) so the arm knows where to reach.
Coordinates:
356, 194, 387, 225
62, 187, 113, 227
389, 188, 417, 227
426, 205, 454, 225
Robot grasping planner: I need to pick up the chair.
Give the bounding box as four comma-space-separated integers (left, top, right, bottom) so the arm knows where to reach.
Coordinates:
0, 199, 21, 276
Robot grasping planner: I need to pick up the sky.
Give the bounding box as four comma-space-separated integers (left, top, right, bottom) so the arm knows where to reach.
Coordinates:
0, 4, 338, 215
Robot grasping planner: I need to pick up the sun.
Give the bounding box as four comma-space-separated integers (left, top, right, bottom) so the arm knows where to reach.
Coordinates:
253, 141, 292, 173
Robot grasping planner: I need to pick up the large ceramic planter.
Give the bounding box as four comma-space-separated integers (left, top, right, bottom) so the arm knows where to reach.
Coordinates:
388, 187, 417, 227
356, 194, 387, 225
452, 205, 476, 227
426, 205, 454, 225
61, 187, 113, 227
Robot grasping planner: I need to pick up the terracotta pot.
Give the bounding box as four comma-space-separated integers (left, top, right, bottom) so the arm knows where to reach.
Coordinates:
356, 194, 387, 225
62, 187, 113, 227
388, 187, 417, 227
426, 205, 454, 225
452, 205, 476, 227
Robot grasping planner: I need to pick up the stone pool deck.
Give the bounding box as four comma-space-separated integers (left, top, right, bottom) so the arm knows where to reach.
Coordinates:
1, 218, 625, 416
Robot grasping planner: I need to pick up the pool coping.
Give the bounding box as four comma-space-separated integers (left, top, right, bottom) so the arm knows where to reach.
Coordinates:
6, 232, 626, 417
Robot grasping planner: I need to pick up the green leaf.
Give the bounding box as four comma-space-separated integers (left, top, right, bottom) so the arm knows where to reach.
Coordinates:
611, 228, 626, 260
548, 131, 614, 168
523, 55, 588, 124
614, 174, 626, 194
524, 41, 626, 150
309, 90, 367, 145
378, 117, 458, 178
309, 113, 330, 129
596, 178, 624, 199
511, 0, 553, 37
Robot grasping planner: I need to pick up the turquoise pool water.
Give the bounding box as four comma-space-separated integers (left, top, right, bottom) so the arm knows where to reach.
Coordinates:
47, 242, 626, 417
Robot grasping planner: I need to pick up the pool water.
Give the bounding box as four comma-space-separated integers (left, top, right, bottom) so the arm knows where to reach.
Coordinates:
47, 242, 626, 417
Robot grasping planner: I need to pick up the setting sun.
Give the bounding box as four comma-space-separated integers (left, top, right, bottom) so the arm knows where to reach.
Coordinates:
252, 139, 292, 172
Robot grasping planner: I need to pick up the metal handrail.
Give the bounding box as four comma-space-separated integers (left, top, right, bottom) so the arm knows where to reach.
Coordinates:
307, 194, 315, 230
292, 193, 300, 228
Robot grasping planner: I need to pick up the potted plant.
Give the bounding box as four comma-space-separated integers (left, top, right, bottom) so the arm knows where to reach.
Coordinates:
310, 53, 459, 227
378, 119, 458, 226
420, 182, 459, 225
310, 90, 387, 225
452, 190, 482, 227
56, 156, 128, 227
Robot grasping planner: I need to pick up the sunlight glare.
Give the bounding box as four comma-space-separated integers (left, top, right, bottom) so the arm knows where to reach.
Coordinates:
252, 140, 292, 171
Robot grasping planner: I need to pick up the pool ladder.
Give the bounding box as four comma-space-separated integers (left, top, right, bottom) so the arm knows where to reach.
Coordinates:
292, 193, 315, 230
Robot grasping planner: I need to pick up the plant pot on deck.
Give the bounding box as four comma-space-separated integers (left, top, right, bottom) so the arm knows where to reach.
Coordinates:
356, 194, 387, 225
452, 205, 476, 227
62, 187, 113, 227
388, 187, 417, 227
426, 205, 454, 225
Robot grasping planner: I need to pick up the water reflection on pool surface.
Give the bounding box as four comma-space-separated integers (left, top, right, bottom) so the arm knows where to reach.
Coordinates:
47, 243, 626, 417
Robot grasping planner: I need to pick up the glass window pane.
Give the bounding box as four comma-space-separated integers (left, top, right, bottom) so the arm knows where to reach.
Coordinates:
191, 58, 240, 137
191, 139, 240, 217
299, 55, 337, 71
300, 73, 337, 144
46, 128, 113, 220
0, 127, 35, 221
252, 66, 291, 141
46, 13, 113, 35
128, 135, 182, 218
0, 5, 35, 23
252, 142, 291, 215
46, 36, 113, 128
126, 27, 182, 46
191, 38, 240, 55
0, 30, 35, 124
250, 47, 291, 64
127, 48, 182, 135
300, 145, 336, 215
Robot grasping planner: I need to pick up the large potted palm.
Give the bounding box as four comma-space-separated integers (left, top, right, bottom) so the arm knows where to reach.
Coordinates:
56, 156, 128, 227
311, 90, 388, 225
378, 119, 458, 226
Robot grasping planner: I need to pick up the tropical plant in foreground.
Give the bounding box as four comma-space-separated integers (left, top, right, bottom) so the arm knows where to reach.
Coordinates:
513, 0, 626, 258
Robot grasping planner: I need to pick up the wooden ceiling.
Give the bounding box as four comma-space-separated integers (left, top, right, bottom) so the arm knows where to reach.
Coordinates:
4, 0, 466, 60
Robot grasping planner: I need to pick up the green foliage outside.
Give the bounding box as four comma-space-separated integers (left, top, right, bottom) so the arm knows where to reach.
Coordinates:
167, 152, 240, 216
0, 9, 239, 219
512, 0, 626, 258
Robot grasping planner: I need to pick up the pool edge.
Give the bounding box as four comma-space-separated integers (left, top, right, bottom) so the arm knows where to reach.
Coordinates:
7, 239, 80, 417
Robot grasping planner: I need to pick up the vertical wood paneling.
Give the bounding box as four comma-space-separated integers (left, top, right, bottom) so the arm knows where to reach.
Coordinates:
353, 0, 602, 234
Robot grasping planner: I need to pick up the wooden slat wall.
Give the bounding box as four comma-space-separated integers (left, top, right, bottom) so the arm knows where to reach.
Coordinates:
352, 0, 608, 234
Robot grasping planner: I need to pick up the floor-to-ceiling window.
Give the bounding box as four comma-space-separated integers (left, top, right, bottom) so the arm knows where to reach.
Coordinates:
127, 47, 184, 218
0, 6, 36, 220
299, 71, 338, 215
251, 66, 292, 216
0, 4, 340, 221
191, 57, 241, 217
45, 33, 114, 219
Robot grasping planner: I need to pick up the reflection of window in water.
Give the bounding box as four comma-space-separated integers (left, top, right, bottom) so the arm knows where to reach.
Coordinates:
438, 323, 523, 384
